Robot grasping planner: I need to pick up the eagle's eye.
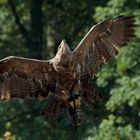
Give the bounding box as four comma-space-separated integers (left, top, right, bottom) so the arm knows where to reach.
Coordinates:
58, 44, 61, 49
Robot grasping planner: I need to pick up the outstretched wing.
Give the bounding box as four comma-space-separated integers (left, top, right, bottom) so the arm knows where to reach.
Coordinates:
0, 56, 55, 102
72, 16, 136, 77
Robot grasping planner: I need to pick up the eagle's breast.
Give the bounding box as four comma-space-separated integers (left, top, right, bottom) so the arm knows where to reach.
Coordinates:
57, 70, 75, 92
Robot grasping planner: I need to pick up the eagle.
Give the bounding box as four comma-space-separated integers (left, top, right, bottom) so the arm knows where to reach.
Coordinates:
0, 16, 136, 125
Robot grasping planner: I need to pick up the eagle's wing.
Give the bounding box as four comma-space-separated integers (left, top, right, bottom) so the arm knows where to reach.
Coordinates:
72, 16, 136, 77
0, 56, 55, 102
41, 96, 65, 119
81, 81, 103, 106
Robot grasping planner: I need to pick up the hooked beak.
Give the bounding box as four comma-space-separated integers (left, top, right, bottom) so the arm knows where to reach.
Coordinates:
61, 39, 66, 49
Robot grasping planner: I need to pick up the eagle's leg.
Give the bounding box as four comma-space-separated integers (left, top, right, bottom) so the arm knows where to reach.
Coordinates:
55, 83, 83, 125
67, 95, 82, 126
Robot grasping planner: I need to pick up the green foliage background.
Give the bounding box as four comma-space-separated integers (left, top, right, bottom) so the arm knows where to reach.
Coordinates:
0, 0, 140, 140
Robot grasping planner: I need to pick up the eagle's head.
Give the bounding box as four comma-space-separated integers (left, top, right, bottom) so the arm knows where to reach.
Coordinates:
55, 40, 72, 61
58, 40, 72, 55
52, 40, 72, 71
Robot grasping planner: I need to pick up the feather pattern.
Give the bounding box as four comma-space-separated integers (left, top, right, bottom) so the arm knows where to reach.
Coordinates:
0, 16, 136, 125
81, 81, 103, 106
41, 96, 65, 119
72, 16, 136, 77
0, 56, 55, 102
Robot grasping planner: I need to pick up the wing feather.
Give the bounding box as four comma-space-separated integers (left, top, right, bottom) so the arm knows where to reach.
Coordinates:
0, 56, 55, 102
41, 96, 65, 119
72, 16, 136, 77
81, 82, 102, 106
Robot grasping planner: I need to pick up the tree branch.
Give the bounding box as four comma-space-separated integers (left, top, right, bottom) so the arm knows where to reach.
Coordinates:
7, 0, 28, 39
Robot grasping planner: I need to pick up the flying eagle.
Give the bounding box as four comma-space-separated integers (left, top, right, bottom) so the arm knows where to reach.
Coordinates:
0, 16, 136, 125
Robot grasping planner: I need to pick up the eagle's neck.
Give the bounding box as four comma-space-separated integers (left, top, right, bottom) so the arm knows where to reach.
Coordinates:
52, 53, 72, 72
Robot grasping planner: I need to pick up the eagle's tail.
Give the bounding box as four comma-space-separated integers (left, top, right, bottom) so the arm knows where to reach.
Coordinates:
68, 106, 83, 126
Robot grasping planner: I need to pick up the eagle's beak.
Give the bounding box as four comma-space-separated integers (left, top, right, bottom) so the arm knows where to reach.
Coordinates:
61, 40, 66, 48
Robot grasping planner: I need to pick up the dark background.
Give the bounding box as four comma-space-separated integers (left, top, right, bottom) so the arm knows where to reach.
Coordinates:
0, 0, 140, 139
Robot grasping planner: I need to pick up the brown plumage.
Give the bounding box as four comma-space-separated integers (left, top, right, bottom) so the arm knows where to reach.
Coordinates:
0, 15, 136, 125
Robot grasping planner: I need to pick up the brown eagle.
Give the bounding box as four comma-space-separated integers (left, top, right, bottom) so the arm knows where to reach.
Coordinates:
0, 16, 136, 125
